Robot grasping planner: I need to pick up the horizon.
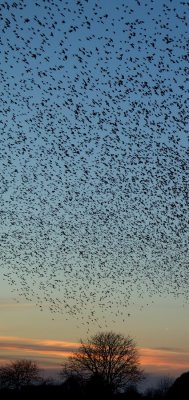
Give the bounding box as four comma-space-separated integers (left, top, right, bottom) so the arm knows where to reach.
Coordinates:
0, 328, 189, 379
0, 332, 188, 391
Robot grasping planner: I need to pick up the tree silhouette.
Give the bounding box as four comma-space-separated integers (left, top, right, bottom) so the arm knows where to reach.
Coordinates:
0, 359, 41, 390
60, 331, 143, 394
167, 371, 189, 400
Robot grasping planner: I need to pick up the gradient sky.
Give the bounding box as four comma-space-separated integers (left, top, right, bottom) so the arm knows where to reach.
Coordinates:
1, 274, 189, 381
0, 0, 189, 384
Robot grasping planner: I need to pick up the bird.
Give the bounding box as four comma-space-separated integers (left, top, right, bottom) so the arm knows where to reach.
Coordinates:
0, 0, 188, 330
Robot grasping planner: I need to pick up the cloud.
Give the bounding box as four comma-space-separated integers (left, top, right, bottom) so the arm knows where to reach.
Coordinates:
153, 346, 185, 353
0, 336, 79, 367
0, 336, 188, 376
140, 347, 189, 374
0, 336, 79, 353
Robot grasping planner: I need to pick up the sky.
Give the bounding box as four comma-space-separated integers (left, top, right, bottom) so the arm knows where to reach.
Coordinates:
0, 0, 189, 385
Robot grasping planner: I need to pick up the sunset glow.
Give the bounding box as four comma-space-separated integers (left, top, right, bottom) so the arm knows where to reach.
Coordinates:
0, 336, 188, 375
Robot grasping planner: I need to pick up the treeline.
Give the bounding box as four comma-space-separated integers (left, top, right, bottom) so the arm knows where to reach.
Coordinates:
0, 367, 188, 400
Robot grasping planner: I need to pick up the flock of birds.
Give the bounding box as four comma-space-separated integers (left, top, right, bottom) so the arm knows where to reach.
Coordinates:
0, 0, 189, 328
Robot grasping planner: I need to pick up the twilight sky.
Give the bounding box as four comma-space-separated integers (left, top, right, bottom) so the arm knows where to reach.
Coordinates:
0, 0, 189, 381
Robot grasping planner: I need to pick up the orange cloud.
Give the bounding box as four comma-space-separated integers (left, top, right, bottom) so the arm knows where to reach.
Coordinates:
0, 336, 188, 375
0, 336, 79, 368
0, 336, 79, 347
0, 345, 73, 358
140, 347, 189, 373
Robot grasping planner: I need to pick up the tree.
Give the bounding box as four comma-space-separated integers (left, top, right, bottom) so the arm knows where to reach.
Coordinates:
167, 371, 189, 400
60, 331, 143, 394
145, 376, 174, 399
62, 375, 84, 398
156, 376, 174, 398
0, 359, 41, 390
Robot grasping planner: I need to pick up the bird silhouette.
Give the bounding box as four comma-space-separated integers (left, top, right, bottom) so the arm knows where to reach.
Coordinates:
0, 0, 188, 329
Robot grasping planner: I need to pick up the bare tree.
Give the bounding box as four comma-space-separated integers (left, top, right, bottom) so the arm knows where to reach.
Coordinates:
156, 376, 174, 398
0, 359, 41, 390
60, 331, 143, 393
